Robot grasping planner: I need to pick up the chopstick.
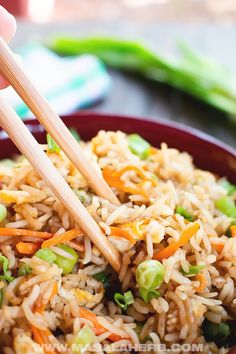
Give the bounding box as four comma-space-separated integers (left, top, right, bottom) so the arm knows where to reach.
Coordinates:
0, 96, 121, 272
0, 36, 120, 206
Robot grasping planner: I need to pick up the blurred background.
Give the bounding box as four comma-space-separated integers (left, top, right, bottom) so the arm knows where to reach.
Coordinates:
1, 0, 236, 147
2, 0, 236, 22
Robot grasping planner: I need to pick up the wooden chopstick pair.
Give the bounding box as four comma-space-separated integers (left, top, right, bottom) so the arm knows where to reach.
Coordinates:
0, 37, 121, 272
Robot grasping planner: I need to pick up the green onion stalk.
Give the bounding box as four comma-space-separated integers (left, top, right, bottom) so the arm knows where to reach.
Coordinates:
49, 36, 236, 119
35, 244, 78, 275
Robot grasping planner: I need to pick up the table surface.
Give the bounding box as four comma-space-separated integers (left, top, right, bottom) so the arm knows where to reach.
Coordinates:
13, 21, 236, 149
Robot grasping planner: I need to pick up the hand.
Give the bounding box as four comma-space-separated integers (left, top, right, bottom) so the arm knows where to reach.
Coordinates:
0, 6, 16, 88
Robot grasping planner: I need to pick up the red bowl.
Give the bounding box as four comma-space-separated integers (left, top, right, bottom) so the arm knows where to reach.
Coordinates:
1, 112, 236, 182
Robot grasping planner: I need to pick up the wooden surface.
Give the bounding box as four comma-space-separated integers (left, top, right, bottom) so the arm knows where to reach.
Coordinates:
12, 21, 236, 148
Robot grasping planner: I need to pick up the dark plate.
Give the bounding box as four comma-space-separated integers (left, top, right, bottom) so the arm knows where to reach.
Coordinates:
0, 112, 236, 182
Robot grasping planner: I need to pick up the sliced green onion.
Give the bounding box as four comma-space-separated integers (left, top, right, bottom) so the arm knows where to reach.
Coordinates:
93, 271, 110, 289
215, 196, 236, 218
0, 204, 7, 223
35, 248, 57, 264
139, 288, 160, 303
124, 290, 135, 305
176, 206, 194, 221
18, 263, 32, 277
46, 133, 61, 153
219, 179, 236, 196
128, 134, 150, 159
73, 189, 86, 204
202, 319, 231, 348
69, 128, 81, 142
114, 292, 127, 310
0, 288, 3, 308
136, 260, 165, 290
35, 245, 78, 274
0, 255, 14, 282
54, 244, 78, 275
181, 264, 205, 276
0, 159, 14, 168
114, 291, 134, 311
71, 324, 95, 353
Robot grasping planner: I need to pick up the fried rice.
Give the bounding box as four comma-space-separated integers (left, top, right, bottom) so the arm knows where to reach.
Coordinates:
0, 129, 235, 354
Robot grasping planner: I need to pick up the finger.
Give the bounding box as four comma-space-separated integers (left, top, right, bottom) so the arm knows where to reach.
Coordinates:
0, 6, 17, 43
0, 6, 17, 88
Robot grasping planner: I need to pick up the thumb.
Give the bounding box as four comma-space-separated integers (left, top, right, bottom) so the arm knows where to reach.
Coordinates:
0, 6, 16, 43
0, 6, 17, 88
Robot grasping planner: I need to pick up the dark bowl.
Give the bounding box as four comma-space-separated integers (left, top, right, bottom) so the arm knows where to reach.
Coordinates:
0, 112, 236, 182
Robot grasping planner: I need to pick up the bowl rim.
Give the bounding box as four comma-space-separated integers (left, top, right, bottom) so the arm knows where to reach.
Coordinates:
24, 111, 236, 158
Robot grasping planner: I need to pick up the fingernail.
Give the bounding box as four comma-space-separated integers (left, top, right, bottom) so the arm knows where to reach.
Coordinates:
0, 6, 17, 43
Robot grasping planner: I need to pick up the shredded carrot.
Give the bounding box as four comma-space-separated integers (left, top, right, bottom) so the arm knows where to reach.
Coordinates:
66, 240, 85, 252
31, 326, 44, 345
103, 165, 157, 197
42, 229, 83, 249
195, 273, 207, 293
211, 243, 224, 253
31, 326, 57, 354
34, 283, 58, 314
109, 226, 136, 244
16, 241, 41, 255
79, 307, 104, 334
153, 223, 200, 261
0, 228, 52, 239
230, 225, 236, 238
79, 307, 127, 342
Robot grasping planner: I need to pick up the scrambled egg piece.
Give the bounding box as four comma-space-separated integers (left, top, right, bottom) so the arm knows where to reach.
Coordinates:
0, 190, 45, 204
75, 287, 104, 309
14, 333, 44, 354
